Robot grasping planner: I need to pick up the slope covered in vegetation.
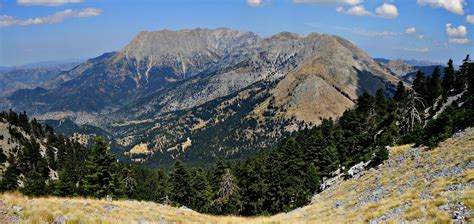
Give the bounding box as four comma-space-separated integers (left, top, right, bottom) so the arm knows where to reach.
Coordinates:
1, 127, 472, 223
0, 56, 473, 217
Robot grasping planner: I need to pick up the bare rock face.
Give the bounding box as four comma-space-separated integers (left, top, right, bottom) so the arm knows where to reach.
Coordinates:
118, 28, 259, 79
384, 59, 415, 77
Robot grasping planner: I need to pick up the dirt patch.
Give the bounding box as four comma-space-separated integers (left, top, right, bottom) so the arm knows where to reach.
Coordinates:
0, 200, 19, 224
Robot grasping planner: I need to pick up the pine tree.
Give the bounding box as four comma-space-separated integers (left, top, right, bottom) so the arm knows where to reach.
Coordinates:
375, 89, 388, 115
214, 168, 241, 215
401, 90, 424, 134
0, 148, 6, 164
455, 55, 470, 92
394, 81, 407, 103
0, 158, 19, 191
304, 163, 320, 194
426, 67, 442, 107
21, 170, 46, 196
54, 169, 77, 196
467, 59, 474, 96
238, 158, 268, 215
190, 168, 212, 213
442, 59, 456, 95
412, 70, 427, 108
170, 160, 192, 206
212, 159, 227, 192
371, 146, 389, 167
81, 137, 123, 198
376, 120, 400, 147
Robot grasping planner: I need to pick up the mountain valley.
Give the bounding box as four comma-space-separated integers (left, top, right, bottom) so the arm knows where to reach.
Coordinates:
2, 28, 403, 167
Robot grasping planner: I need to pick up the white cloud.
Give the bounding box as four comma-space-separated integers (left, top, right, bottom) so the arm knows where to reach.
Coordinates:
247, 0, 265, 7
335, 26, 401, 38
0, 8, 102, 28
337, 3, 399, 19
346, 5, 373, 16
467, 15, 474, 24
293, 0, 363, 5
401, 47, 429, 53
417, 0, 465, 15
448, 38, 470, 45
445, 24, 467, 37
375, 3, 398, 19
17, 0, 83, 6
404, 27, 424, 40
405, 27, 417, 35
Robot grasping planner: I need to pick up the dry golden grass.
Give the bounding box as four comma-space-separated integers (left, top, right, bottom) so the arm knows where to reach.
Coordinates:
1, 128, 473, 223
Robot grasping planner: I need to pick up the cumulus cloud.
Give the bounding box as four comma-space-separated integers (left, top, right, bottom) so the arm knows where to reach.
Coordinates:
337, 3, 399, 19
247, 0, 266, 7
346, 5, 373, 16
467, 15, 474, 24
448, 38, 470, 45
0, 8, 102, 28
401, 47, 429, 53
293, 0, 363, 5
417, 0, 465, 15
405, 27, 417, 35
404, 27, 424, 40
17, 0, 83, 6
445, 24, 469, 45
446, 24, 467, 37
375, 3, 398, 19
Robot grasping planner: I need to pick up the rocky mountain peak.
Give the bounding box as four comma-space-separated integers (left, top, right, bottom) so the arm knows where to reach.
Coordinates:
119, 28, 260, 61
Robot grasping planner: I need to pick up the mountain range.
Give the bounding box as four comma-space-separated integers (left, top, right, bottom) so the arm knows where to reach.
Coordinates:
0, 62, 80, 97
2, 28, 404, 167
374, 58, 445, 83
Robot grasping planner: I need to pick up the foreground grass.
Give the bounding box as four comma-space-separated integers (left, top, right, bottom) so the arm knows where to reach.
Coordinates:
1, 128, 473, 223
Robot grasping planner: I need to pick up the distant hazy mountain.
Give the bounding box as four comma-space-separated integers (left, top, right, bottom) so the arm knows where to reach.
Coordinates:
5, 28, 400, 167
0, 60, 82, 97
402, 59, 444, 67
375, 58, 445, 83
375, 58, 443, 67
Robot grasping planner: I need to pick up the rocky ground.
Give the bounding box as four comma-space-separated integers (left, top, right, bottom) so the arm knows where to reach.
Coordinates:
0, 200, 19, 224
0, 128, 473, 223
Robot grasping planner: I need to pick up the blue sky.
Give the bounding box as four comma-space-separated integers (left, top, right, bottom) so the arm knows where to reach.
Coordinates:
0, 0, 473, 66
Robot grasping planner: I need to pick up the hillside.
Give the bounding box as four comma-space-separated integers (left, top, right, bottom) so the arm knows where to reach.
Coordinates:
1, 127, 472, 223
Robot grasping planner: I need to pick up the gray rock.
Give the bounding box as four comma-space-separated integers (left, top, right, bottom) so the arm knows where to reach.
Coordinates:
54, 215, 67, 224
106, 195, 113, 202
451, 202, 470, 221
12, 206, 22, 213
439, 204, 450, 211
345, 160, 371, 179
104, 205, 115, 212
179, 206, 192, 212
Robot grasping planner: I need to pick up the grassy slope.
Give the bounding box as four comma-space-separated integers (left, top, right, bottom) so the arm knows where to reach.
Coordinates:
1, 128, 473, 223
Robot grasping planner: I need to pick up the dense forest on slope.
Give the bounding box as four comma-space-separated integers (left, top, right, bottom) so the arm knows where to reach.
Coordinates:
0, 56, 473, 216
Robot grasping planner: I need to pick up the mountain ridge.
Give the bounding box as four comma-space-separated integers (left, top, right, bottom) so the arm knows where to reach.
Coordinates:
3, 28, 401, 166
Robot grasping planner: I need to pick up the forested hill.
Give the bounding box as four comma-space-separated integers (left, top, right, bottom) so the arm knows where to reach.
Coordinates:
0, 55, 473, 217
1, 124, 473, 223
